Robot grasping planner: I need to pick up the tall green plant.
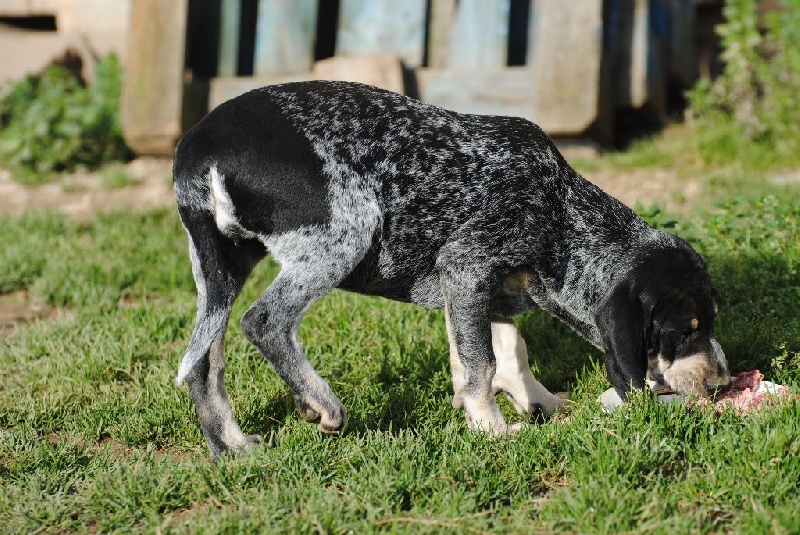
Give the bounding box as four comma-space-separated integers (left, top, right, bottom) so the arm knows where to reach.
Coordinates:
0, 53, 131, 180
687, 0, 800, 165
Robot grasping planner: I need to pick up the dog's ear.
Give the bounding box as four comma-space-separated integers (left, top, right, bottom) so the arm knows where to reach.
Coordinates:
596, 284, 648, 399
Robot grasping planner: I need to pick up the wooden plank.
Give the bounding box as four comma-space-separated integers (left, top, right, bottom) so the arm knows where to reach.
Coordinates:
209, 73, 314, 109
417, 68, 536, 120
613, 0, 667, 115
253, 0, 317, 75
121, 0, 188, 156
313, 54, 404, 93
630, 0, 649, 107
529, 0, 608, 135
445, 0, 510, 70
337, 0, 427, 67
427, 0, 457, 69
217, 0, 240, 76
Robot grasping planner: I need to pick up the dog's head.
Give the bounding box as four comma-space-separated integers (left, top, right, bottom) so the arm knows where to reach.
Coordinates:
596, 242, 730, 398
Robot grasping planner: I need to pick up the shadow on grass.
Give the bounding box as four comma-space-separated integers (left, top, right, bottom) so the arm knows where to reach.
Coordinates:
707, 249, 800, 378
235, 216, 800, 437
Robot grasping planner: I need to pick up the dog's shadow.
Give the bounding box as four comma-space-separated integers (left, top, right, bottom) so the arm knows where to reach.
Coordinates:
237, 310, 598, 437
238, 227, 799, 439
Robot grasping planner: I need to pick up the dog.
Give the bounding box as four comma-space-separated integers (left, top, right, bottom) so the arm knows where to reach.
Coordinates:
172, 81, 730, 458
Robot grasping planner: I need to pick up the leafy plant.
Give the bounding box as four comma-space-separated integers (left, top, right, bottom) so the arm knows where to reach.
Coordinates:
0, 53, 131, 181
687, 0, 800, 167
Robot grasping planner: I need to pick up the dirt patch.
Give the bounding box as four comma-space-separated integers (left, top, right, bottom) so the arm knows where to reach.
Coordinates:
0, 158, 175, 221
769, 170, 800, 186
0, 290, 61, 337
559, 145, 702, 211
0, 153, 701, 222
583, 167, 702, 211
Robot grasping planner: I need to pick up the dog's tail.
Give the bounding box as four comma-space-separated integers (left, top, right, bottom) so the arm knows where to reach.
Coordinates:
172, 155, 266, 385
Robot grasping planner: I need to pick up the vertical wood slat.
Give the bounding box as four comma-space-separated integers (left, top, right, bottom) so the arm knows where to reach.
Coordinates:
427, 0, 457, 69
529, 0, 608, 135
121, 0, 188, 156
445, 0, 510, 70
630, 0, 649, 107
613, 0, 669, 115
217, 0, 240, 76
253, 0, 317, 75
336, 0, 427, 67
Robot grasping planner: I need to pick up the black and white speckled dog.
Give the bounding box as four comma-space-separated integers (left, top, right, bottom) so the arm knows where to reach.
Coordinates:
173, 81, 730, 457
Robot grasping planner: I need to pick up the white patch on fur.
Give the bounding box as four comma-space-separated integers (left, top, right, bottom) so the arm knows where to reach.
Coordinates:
176, 308, 227, 385
444, 305, 468, 409
261, 145, 382, 280
661, 353, 711, 397
491, 319, 566, 415
209, 165, 241, 237
175, 232, 211, 385
187, 234, 207, 313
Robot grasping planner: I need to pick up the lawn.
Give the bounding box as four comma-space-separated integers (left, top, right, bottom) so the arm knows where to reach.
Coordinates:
1, 153, 799, 532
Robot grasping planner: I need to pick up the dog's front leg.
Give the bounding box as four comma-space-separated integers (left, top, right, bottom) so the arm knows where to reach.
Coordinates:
442, 284, 518, 435
490, 317, 567, 416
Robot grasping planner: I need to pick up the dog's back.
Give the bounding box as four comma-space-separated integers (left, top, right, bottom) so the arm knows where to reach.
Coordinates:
174, 81, 645, 310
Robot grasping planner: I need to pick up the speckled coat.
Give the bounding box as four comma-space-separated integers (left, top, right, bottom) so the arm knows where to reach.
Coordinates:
173, 81, 728, 458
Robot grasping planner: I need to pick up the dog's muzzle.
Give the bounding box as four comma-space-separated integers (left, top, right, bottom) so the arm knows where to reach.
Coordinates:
655, 337, 731, 397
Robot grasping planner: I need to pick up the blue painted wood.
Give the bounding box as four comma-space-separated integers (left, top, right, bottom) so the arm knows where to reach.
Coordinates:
446, 0, 511, 70
254, 0, 317, 75
337, 0, 427, 67
218, 0, 240, 76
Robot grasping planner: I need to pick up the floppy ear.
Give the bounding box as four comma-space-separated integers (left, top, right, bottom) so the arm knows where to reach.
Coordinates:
595, 285, 648, 399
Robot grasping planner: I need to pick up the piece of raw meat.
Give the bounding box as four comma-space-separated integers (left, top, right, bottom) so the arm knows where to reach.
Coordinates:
693, 369, 789, 413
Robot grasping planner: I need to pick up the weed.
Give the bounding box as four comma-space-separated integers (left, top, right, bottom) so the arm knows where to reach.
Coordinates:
686, 0, 800, 171
0, 53, 131, 182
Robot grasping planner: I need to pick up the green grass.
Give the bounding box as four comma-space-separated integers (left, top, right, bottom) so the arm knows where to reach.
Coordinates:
1, 176, 799, 532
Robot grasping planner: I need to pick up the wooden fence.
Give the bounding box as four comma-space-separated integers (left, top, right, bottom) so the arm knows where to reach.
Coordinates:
121, 0, 697, 156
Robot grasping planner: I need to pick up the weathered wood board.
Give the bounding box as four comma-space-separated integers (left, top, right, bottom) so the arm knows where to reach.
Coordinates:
529, 0, 610, 135
336, 0, 427, 67
209, 73, 314, 109
417, 68, 537, 120
253, 0, 317, 75
120, 0, 188, 156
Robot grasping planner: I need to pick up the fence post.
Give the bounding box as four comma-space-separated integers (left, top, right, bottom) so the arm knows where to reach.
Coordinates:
121, 0, 189, 156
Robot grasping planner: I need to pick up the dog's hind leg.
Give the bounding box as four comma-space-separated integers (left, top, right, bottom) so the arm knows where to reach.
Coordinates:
176, 208, 266, 458
240, 211, 376, 433
490, 317, 567, 417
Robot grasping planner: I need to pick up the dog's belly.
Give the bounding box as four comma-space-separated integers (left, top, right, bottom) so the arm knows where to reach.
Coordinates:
337, 230, 445, 308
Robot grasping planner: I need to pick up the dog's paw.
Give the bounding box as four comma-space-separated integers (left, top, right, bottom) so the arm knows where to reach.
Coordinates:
210, 433, 263, 462
468, 418, 524, 436
507, 422, 524, 434
294, 394, 348, 434
233, 433, 263, 452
